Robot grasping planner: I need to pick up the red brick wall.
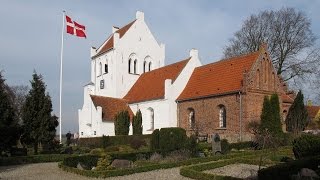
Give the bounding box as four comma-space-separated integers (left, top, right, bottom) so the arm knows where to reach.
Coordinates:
177, 94, 244, 143
177, 49, 291, 142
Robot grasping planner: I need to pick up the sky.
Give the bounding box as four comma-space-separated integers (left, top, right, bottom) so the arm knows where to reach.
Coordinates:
1, 0, 319, 134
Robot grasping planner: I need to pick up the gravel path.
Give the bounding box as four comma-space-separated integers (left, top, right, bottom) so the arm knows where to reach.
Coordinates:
0, 163, 192, 180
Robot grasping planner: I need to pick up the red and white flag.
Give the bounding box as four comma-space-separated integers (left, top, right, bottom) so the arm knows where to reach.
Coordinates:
65, 15, 86, 38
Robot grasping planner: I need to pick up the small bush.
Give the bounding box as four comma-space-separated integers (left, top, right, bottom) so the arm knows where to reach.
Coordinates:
105, 146, 120, 152
102, 135, 110, 148
159, 128, 187, 153
258, 156, 320, 180
130, 138, 146, 150
150, 129, 160, 151
149, 152, 163, 162
90, 148, 106, 156
292, 134, 320, 159
163, 149, 191, 163
95, 155, 112, 171
186, 135, 197, 156
220, 139, 230, 154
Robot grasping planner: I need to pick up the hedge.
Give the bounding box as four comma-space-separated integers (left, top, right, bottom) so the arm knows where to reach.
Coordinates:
258, 156, 320, 180
0, 154, 73, 166
79, 134, 152, 148
159, 127, 187, 153
59, 151, 255, 178
292, 134, 320, 159
180, 158, 272, 180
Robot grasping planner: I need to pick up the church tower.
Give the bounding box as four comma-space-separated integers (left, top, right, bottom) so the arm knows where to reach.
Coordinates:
89, 11, 165, 98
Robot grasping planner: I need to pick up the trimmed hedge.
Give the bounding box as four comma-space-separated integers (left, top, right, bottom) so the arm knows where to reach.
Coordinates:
79, 134, 152, 148
292, 134, 320, 159
60, 151, 255, 178
180, 158, 272, 180
0, 154, 73, 166
159, 127, 187, 153
258, 156, 320, 180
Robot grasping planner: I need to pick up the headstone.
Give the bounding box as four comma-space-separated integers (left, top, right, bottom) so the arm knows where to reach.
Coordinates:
77, 163, 84, 170
212, 133, 221, 155
111, 159, 132, 169
299, 168, 319, 179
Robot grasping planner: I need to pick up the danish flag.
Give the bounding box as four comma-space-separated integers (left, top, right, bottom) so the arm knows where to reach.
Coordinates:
65, 15, 86, 38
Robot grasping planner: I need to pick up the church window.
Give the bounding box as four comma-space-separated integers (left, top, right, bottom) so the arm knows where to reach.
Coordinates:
134, 59, 137, 74
149, 62, 152, 71
218, 105, 226, 128
81, 132, 83, 135
188, 108, 195, 129
105, 64, 108, 74
94, 131, 96, 135
99, 62, 102, 76
143, 61, 146, 73
128, 59, 132, 73
147, 107, 154, 130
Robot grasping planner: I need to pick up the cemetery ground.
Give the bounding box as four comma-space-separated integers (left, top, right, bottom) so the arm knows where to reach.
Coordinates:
1, 130, 320, 179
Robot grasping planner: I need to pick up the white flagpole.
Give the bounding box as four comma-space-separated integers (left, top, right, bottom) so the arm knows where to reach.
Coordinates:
59, 10, 65, 144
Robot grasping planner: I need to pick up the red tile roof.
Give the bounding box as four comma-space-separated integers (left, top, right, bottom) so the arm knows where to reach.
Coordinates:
177, 51, 260, 101
90, 95, 133, 121
306, 106, 320, 119
123, 58, 190, 103
95, 20, 136, 57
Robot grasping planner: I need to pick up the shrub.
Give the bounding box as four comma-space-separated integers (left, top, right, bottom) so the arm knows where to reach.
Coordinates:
63, 155, 99, 170
149, 152, 163, 162
258, 156, 320, 180
150, 129, 160, 151
114, 110, 130, 135
130, 138, 146, 150
95, 155, 112, 171
79, 134, 152, 148
132, 110, 143, 135
159, 128, 187, 153
0, 154, 72, 166
292, 134, 320, 159
220, 139, 230, 154
186, 135, 197, 156
102, 135, 110, 148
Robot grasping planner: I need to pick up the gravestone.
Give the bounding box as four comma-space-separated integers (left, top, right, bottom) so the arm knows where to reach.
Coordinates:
212, 133, 221, 155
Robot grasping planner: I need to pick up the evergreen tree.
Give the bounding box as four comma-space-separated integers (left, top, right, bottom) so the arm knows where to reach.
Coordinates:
286, 90, 308, 134
114, 110, 130, 135
0, 72, 19, 152
260, 96, 272, 133
21, 72, 58, 154
132, 110, 143, 135
260, 95, 283, 135
269, 94, 283, 134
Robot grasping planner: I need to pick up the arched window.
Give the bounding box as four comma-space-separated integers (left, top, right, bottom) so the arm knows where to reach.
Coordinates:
149, 62, 152, 71
99, 62, 102, 76
271, 72, 275, 90
147, 107, 154, 130
134, 59, 137, 74
187, 108, 195, 129
128, 58, 132, 73
218, 105, 226, 128
105, 64, 108, 74
143, 61, 146, 73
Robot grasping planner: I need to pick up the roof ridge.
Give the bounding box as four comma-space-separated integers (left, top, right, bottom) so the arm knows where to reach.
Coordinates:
142, 57, 190, 75
90, 95, 127, 102
199, 51, 260, 69
96, 19, 137, 55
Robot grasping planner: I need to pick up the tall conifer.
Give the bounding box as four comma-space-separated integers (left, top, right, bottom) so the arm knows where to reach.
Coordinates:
286, 90, 308, 134
133, 110, 143, 135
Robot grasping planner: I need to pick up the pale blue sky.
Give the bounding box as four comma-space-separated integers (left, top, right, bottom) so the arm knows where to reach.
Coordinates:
1, 0, 319, 133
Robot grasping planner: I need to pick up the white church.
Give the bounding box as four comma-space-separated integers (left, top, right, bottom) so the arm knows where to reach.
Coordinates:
78, 11, 201, 137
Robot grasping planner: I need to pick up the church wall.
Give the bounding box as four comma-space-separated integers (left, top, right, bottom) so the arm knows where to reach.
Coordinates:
177, 94, 245, 143
129, 99, 175, 134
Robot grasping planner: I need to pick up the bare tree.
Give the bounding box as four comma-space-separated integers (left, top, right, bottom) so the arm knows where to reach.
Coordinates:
224, 7, 318, 82
10, 85, 29, 124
